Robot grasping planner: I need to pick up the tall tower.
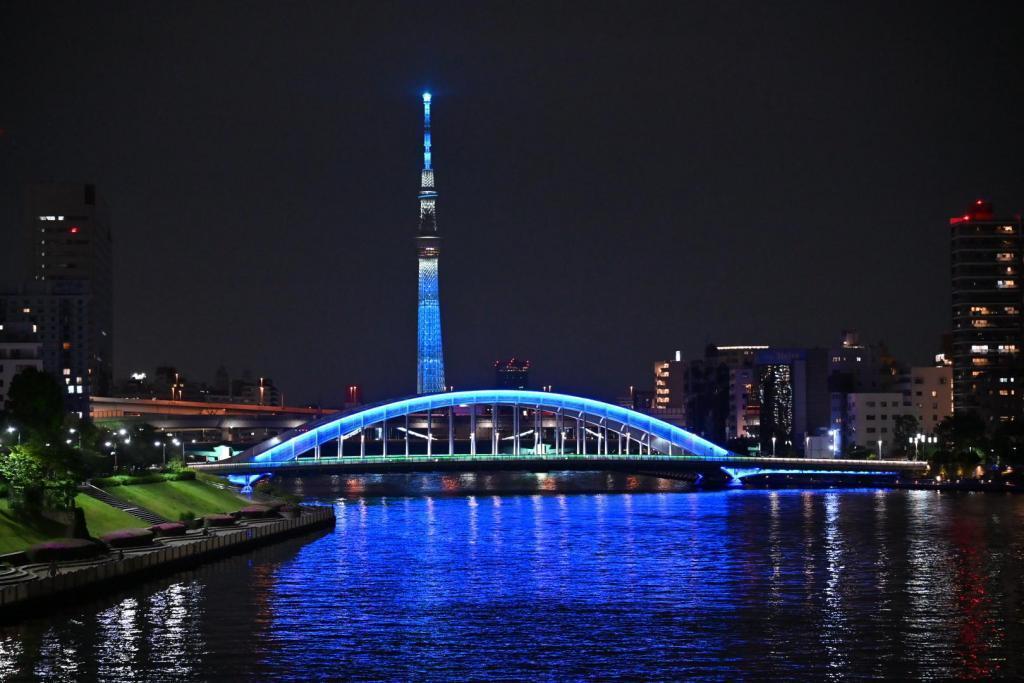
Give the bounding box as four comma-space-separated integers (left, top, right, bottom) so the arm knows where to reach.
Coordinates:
416, 92, 446, 393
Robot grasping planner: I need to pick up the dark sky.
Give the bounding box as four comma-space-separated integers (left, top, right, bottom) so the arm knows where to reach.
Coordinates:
2, 2, 1023, 405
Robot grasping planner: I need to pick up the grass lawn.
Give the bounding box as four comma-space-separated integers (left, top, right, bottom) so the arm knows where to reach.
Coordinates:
74, 494, 147, 536
104, 480, 248, 521
0, 499, 64, 555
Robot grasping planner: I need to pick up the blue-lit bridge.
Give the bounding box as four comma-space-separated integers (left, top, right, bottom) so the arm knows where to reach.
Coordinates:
189, 390, 928, 487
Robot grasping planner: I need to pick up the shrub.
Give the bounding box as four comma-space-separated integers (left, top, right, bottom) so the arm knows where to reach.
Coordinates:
203, 514, 236, 527
178, 510, 196, 522
27, 538, 104, 562
238, 505, 275, 519
163, 471, 195, 482
100, 528, 154, 548
148, 522, 187, 537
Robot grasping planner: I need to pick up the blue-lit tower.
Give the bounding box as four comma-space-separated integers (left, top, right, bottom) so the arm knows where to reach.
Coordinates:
416, 92, 446, 394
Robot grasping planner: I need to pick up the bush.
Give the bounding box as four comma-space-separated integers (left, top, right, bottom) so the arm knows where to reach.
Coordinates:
238, 505, 277, 519
178, 510, 196, 522
203, 514, 236, 527
100, 528, 155, 548
26, 538, 104, 562
148, 522, 187, 537
94, 472, 191, 487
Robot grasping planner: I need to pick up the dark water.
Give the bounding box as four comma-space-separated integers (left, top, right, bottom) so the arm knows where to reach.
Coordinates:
3, 477, 1024, 680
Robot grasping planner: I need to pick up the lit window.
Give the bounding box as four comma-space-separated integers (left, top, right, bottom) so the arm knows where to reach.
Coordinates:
997, 280, 1017, 289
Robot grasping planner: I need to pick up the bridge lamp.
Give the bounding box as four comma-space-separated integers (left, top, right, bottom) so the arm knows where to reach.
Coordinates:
6, 426, 20, 445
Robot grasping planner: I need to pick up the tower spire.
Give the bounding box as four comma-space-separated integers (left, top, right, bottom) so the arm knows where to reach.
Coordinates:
416, 91, 445, 394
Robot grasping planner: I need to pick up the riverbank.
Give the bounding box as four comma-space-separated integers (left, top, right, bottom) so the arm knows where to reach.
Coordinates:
0, 505, 334, 621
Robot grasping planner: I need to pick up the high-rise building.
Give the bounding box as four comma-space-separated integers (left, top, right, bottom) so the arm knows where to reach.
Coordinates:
0, 183, 113, 414
416, 92, 446, 394
950, 200, 1024, 427
755, 348, 830, 456
495, 358, 530, 389
653, 351, 685, 410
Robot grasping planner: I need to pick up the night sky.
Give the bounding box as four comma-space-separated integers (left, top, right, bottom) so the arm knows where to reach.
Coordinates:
2, 2, 1023, 405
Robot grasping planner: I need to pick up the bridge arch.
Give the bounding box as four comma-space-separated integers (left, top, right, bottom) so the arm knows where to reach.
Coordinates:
224, 389, 734, 467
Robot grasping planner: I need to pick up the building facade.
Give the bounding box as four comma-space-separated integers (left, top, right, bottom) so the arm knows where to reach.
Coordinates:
901, 365, 954, 435
844, 392, 912, 458
950, 200, 1024, 428
1, 183, 113, 415
0, 321, 44, 409
653, 351, 685, 411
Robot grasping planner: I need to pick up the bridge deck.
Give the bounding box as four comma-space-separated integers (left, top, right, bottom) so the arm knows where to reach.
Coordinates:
191, 453, 928, 477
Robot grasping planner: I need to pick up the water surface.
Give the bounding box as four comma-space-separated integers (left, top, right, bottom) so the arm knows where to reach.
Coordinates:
2, 482, 1023, 680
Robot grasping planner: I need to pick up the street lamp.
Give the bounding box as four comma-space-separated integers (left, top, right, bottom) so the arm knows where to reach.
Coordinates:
172, 438, 184, 460
68, 427, 81, 449
5, 426, 19, 445
154, 440, 166, 466
877, 439, 883, 460
771, 435, 777, 457
104, 441, 118, 472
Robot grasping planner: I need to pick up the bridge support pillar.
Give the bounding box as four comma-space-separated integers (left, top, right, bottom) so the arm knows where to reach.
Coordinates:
405, 414, 410, 456
382, 418, 387, 457
555, 409, 562, 455
470, 408, 476, 456
360, 429, 365, 458
492, 404, 498, 455
427, 408, 433, 457
513, 404, 520, 455
449, 406, 454, 456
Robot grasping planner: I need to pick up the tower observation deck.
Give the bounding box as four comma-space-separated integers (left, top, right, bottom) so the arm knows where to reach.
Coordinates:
416, 92, 446, 394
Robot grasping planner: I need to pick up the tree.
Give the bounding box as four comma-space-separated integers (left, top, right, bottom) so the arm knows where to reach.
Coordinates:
5, 368, 65, 439
934, 412, 988, 475
0, 445, 47, 513
892, 415, 919, 457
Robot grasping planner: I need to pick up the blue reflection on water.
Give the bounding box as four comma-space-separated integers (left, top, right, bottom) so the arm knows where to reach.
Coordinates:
4, 485, 1024, 680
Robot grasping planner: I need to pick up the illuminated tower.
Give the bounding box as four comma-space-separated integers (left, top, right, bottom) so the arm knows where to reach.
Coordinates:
416, 92, 446, 393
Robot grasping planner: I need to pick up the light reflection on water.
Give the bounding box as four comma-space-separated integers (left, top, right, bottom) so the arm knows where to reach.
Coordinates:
2, 478, 1024, 680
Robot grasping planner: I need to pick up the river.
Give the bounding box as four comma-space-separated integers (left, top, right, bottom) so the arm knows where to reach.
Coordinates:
2, 474, 1023, 680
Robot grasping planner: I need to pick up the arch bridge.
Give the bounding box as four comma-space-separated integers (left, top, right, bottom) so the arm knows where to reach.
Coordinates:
189, 390, 928, 487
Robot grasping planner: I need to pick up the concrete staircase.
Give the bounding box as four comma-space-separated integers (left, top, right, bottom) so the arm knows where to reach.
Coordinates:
79, 483, 169, 525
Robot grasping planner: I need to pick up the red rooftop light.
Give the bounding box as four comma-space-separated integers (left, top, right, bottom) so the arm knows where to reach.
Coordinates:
69, 226, 80, 234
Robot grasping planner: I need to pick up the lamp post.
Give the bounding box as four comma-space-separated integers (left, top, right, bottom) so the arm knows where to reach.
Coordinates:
877, 439, 883, 460
771, 435, 777, 457
69, 428, 81, 449
154, 440, 166, 466
104, 441, 117, 472
5, 426, 19, 445
172, 438, 184, 460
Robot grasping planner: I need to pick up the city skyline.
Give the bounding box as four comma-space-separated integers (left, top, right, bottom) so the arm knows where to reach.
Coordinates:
1, 3, 1022, 404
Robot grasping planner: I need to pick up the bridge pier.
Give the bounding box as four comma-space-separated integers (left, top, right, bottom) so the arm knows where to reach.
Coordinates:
470, 408, 476, 455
